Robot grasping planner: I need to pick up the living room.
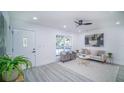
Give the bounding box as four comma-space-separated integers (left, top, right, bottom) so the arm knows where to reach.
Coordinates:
1, 0, 124, 93
0, 11, 124, 82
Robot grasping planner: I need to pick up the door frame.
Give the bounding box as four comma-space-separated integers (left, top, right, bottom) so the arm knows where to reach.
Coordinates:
11, 28, 36, 66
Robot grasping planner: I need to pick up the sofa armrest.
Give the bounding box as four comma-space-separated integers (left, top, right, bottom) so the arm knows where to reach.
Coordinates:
101, 54, 107, 62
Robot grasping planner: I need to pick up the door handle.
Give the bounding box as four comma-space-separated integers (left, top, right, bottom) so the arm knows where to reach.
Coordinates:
32, 48, 36, 53
32, 50, 36, 53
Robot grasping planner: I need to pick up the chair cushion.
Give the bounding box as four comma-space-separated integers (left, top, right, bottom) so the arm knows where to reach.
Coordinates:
61, 51, 66, 55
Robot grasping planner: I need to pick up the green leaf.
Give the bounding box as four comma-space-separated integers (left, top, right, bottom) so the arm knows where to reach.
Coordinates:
0, 55, 32, 81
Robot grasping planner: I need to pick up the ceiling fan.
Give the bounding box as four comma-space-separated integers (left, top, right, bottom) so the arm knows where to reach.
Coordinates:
74, 19, 92, 27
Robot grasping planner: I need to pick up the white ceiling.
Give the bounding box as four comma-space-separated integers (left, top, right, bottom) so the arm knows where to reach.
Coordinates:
9, 11, 124, 32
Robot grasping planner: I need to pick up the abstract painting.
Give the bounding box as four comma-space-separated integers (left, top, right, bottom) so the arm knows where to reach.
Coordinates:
85, 33, 104, 47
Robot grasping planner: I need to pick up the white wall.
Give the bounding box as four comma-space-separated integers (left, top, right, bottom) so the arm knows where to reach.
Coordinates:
77, 25, 124, 65
34, 26, 79, 66
2, 12, 13, 56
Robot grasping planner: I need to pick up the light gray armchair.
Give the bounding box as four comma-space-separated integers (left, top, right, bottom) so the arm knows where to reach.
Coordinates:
70, 51, 77, 60
60, 51, 76, 62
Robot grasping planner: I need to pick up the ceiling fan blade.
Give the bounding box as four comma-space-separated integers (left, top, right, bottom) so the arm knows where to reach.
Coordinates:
74, 21, 79, 24
83, 23, 92, 25
76, 24, 84, 27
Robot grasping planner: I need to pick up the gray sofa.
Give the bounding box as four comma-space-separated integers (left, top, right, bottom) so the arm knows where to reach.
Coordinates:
60, 51, 76, 62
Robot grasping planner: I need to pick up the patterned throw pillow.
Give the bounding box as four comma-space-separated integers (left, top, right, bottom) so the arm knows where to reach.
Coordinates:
82, 49, 89, 54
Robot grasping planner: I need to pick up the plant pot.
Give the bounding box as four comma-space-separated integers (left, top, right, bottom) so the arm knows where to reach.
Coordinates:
0, 76, 3, 82
2, 70, 19, 82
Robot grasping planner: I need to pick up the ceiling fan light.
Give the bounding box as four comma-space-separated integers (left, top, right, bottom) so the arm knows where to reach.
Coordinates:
78, 30, 81, 32
33, 17, 38, 20
64, 25, 66, 28
116, 21, 120, 25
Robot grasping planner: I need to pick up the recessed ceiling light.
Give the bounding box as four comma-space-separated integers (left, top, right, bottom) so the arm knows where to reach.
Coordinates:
78, 30, 81, 32
116, 21, 120, 25
63, 25, 66, 28
33, 17, 38, 20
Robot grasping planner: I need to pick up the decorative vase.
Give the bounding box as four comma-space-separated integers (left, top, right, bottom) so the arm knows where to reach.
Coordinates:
2, 69, 19, 82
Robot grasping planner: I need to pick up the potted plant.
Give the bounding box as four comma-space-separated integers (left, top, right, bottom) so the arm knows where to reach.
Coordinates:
107, 53, 112, 63
108, 53, 112, 58
0, 55, 32, 82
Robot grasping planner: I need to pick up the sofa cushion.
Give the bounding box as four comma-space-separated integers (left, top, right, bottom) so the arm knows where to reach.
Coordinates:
97, 50, 105, 56
90, 50, 98, 56
90, 55, 102, 61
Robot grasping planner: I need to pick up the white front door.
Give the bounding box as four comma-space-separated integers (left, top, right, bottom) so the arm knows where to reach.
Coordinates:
12, 30, 36, 67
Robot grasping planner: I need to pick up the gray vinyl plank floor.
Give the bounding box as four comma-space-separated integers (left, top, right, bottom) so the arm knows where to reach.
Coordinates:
116, 65, 124, 82
24, 63, 92, 82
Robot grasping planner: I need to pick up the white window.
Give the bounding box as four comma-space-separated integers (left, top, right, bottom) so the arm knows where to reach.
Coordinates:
56, 35, 72, 56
